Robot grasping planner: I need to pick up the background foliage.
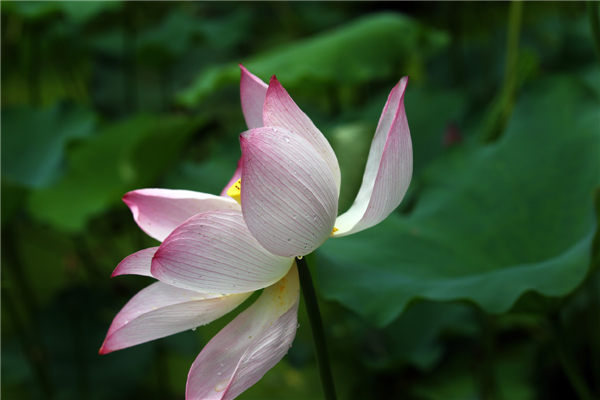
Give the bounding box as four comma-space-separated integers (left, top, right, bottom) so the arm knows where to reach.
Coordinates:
2, 2, 599, 400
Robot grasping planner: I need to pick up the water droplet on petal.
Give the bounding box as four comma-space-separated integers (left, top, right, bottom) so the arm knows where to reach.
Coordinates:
297, 323, 300, 328
297, 255, 303, 260
287, 238, 291, 242
215, 379, 229, 392
220, 363, 224, 367
283, 136, 290, 143
191, 327, 196, 331
218, 372, 222, 376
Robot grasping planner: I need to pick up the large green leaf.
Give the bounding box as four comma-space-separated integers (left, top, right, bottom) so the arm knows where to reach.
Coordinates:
411, 342, 535, 400
2, 103, 97, 188
176, 12, 449, 107
28, 114, 204, 232
362, 301, 475, 371
318, 76, 600, 327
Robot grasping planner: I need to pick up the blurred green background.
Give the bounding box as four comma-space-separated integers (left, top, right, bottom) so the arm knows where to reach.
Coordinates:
2, 2, 599, 400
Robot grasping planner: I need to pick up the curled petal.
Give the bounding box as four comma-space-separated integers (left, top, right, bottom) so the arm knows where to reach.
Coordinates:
186, 265, 300, 400
240, 64, 268, 129
220, 158, 243, 198
334, 77, 412, 237
111, 247, 158, 277
263, 76, 341, 193
100, 282, 252, 354
124, 189, 240, 242
151, 209, 294, 294
240, 127, 338, 257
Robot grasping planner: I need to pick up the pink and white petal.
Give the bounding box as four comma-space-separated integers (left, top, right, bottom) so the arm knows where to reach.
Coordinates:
111, 247, 158, 277
100, 282, 252, 354
151, 209, 294, 294
240, 127, 338, 257
220, 158, 243, 198
263, 76, 341, 193
186, 265, 300, 400
333, 77, 412, 237
124, 189, 240, 242
240, 64, 268, 129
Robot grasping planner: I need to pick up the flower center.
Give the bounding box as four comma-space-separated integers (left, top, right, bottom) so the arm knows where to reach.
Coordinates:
227, 179, 242, 205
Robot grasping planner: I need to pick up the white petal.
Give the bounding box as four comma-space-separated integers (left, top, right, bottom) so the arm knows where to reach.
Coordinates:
240, 64, 268, 129
124, 189, 240, 242
334, 77, 412, 237
100, 282, 252, 353
240, 127, 338, 257
263, 76, 341, 194
111, 247, 158, 277
151, 209, 294, 294
186, 265, 300, 400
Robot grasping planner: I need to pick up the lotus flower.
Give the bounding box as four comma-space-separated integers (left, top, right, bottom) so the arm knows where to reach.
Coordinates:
100, 65, 412, 400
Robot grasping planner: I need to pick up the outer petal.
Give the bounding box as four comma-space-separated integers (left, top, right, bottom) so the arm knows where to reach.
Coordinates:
220, 158, 243, 197
240, 64, 268, 129
151, 209, 294, 294
333, 77, 412, 237
186, 264, 300, 400
263, 76, 341, 193
99, 282, 252, 354
240, 127, 338, 257
111, 247, 158, 277
124, 189, 240, 242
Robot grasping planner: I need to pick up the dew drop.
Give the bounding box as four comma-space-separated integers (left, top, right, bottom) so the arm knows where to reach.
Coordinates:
287, 238, 291, 242
215, 379, 229, 392
283, 136, 290, 143
297, 255, 303, 260
220, 363, 224, 367
297, 323, 300, 328
293, 171, 297, 175
218, 372, 222, 376
192, 327, 197, 331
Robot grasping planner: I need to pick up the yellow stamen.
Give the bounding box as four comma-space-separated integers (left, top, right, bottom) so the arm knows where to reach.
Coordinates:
226, 179, 242, 204
331, 227, 338, 235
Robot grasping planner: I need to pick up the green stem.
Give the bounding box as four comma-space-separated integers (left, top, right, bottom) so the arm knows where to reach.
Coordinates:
296, 256, 337, 400
482, 0, 523, 143
27, 22, 41, 106
550, 315, 598, 400
588, 2, 600, 69
504, 0, 523, 85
